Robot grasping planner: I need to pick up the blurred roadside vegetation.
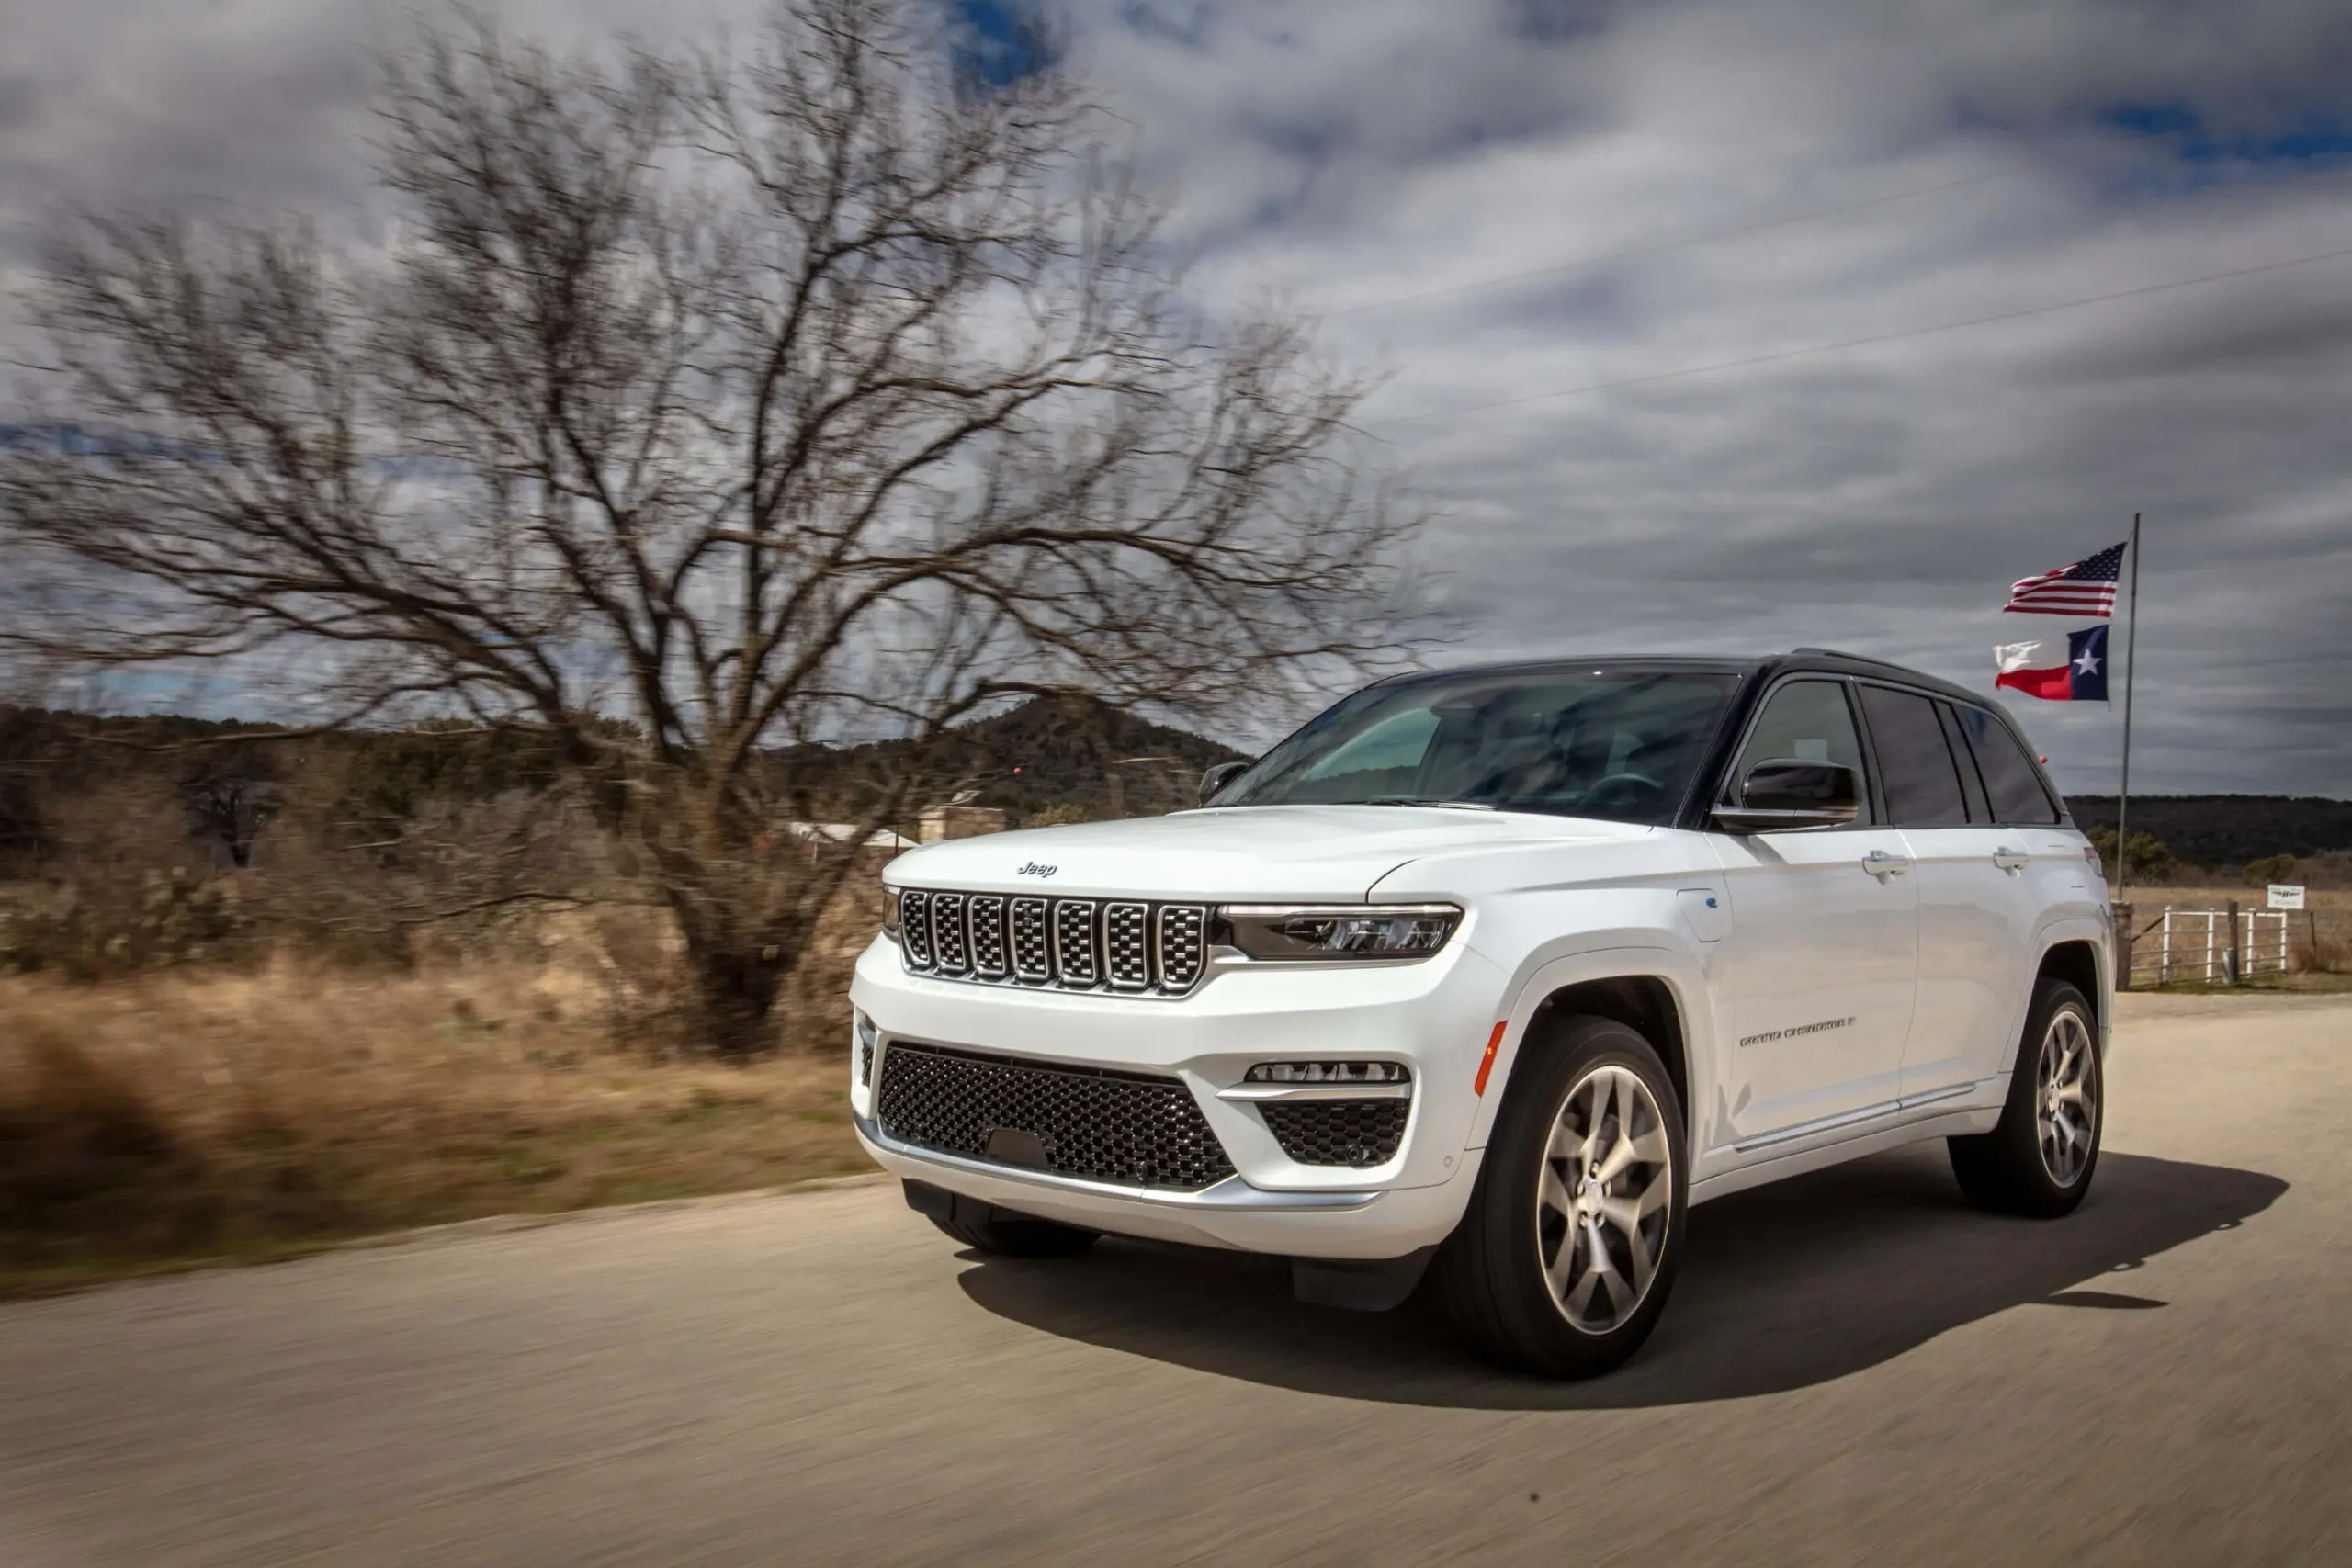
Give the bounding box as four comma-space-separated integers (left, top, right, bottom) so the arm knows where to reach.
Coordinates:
0, 695, 1231, 1289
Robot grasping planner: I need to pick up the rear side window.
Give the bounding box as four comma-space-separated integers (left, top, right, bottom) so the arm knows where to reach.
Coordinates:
1935, 703, 1993, 824
1857, 686, 1968, 827
1954, 706, 2063, 824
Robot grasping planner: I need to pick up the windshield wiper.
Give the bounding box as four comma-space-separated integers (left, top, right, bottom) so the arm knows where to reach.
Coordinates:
1363, 796, 1498, 810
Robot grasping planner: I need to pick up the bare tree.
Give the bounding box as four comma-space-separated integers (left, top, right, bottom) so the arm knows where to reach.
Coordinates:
0, 0, 1420, 1053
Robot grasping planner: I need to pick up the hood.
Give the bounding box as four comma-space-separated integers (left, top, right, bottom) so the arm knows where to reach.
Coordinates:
885, 805, 1654, 901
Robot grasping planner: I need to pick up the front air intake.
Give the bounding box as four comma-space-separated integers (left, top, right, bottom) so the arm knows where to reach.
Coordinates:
876, 1043, 1236, 1190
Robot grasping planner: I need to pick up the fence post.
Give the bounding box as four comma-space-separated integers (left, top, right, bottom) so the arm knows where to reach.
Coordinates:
2114, 901, 2134, 991
2224, 898, 2240, 985
2161, 909, 2174, 986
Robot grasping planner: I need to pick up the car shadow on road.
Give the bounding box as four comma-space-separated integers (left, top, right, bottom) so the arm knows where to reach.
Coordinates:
953, 1145, 2287, 1409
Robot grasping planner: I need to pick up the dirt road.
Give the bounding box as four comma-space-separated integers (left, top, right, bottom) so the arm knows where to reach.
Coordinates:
3, 994, 2346, 1566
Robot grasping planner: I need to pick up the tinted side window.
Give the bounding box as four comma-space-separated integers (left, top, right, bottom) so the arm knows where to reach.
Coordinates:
1858, 686, 1968, 827
1729, 681, 1873, 823
1955, 706, 2063, 824
1936, 702, 1992, 824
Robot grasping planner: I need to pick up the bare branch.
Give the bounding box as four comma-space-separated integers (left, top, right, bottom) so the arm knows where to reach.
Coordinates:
0, 0, 1428, 1054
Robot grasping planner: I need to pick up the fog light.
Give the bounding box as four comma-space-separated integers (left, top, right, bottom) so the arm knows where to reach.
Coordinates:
1245, 1061, 1410, 1086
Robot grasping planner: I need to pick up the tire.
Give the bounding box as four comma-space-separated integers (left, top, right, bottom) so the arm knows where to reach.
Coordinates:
927, 1210, 1101, 1258
1949, 978, 2102, 1217
1433, 1015, 1688, 1378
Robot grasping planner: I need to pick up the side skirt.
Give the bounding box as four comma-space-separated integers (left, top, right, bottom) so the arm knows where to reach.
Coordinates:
1689, 1106, 2000, 1208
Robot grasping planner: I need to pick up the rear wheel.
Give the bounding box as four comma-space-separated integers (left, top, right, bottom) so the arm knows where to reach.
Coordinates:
1950, 978, 2102, 1216
1434, 1016, 1687, 1378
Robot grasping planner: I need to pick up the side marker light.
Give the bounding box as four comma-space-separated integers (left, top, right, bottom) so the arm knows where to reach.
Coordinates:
1473, 1021, 1508, 1097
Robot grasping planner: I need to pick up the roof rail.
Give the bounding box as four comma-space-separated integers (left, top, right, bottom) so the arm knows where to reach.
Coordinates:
1791, 645, 1902, 667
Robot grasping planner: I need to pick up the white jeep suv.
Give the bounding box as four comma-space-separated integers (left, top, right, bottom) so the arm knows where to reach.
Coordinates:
849, 650, 2111, 1376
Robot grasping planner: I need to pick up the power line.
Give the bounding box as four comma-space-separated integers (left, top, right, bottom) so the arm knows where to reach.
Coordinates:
1371, 242, 2352, 427
1323, 165, 2024, 319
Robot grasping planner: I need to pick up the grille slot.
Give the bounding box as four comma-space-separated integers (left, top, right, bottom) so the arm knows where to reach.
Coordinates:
969, 897, 1009, 978
1104, 903, 1150, 990
1010, 897, 1051, 982
1261, 1100, 1411, 1168
1155, 906, 1206, 991
1052, 900, 1100, 987
899, 890, 933, 968
896, 890, 1209, 998
876, 1043, 1236, 1190
931, 893, 970, 974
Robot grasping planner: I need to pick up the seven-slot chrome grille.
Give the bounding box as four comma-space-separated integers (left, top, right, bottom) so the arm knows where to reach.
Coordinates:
895, 890, 1210, 997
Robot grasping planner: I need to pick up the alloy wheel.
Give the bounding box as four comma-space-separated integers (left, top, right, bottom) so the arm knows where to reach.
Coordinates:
2034, 1007, 2098, 1187
1535, 1064, 1674, 1335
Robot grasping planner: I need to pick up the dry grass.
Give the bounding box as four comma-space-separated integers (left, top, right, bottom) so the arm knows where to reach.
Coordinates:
2118, 885, 2349, 989
0, 960, 871, 1294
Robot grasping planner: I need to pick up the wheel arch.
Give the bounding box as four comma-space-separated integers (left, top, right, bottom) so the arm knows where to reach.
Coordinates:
1523, 976, 1690, 1120
2038, 938, 2102, 1022
1466, 947, 1706, 1153
1985, 926, 2109, 1078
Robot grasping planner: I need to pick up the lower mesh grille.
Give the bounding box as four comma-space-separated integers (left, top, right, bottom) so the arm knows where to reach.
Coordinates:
1261, 1100, 1411, 1168
876, 1043, 1236, 1190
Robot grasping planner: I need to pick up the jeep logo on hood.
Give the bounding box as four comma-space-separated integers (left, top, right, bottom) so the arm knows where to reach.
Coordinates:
1016, 861, 1057, 878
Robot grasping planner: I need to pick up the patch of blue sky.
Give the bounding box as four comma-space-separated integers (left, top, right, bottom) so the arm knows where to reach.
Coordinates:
950, 0, 1057, 88
2104, 102, 2352, 167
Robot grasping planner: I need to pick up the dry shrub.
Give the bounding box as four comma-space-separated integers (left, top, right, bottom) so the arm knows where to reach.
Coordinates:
0, 1024, 188, 1223
0, 959, 869, 1289
2290, 926, 2344, 975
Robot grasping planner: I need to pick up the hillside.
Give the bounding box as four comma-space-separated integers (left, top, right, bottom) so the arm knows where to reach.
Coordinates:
10, 701, 2344, 868
0, 696, 1243, 876
789, 694, 1244, 825
2064, 795, 2352, 866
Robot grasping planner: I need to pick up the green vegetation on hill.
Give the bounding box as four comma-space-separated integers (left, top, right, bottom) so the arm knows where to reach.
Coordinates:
2064, 795, 2352, 868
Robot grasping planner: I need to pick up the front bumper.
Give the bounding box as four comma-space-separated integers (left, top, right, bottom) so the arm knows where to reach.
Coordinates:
847, 935, 1509, 1259
856, 1113, 1482, 1257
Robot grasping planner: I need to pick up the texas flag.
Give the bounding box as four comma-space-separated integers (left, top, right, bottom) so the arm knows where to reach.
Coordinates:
1995, 625, 2109, 701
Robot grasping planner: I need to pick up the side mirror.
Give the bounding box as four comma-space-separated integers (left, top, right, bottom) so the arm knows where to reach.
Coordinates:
1712, 759, 1861, 834
1198, 760, 1250, 805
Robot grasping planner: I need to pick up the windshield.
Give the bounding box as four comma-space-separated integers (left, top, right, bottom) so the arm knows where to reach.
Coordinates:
1216, 669, 1739, 825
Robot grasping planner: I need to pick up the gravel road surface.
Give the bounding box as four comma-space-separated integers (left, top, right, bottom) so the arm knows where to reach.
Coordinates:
3, 993, 2346, 1566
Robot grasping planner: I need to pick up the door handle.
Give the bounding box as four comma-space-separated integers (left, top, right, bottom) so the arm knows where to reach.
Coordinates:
1993, 847, 2030, 873
1862, 850, 1910, 878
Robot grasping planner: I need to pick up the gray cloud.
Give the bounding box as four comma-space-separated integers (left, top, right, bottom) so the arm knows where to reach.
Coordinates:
4, 0, 2349, 795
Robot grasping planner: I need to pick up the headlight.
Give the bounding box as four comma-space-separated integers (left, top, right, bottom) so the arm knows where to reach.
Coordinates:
881, 886, 902, 943
1216, 904, 1462, 961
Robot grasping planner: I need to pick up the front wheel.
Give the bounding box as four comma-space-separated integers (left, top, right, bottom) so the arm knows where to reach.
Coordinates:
1949, 978, 2102, 1216
1433, 1016, 1688, 1378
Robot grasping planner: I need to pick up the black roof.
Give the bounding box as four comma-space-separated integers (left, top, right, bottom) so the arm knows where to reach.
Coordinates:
1379, 649, 1992, 709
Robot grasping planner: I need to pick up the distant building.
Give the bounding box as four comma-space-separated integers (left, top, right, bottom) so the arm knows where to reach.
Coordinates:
782, 820, 919, 862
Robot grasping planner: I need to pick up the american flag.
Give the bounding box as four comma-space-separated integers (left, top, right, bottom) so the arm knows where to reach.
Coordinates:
2004, 540, 2125, 617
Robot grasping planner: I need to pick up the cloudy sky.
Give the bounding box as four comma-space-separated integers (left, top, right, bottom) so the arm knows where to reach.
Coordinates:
4, 0, 2349, 795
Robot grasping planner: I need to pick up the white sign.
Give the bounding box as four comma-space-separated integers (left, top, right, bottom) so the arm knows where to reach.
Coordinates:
2268, 884, 2306, 910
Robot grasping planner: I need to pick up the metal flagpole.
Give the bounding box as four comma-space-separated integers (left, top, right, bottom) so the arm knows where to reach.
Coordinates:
2114, 513, 2142, 900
